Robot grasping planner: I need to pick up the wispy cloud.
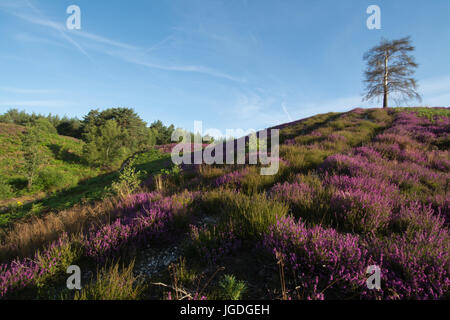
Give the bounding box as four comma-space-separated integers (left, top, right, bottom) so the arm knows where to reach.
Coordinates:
20, 0, 91, 59
144, 34, 176, 53
14, 12, 135, 51
281, 102, 293, 122
105, 49, 244, 82
13, 32, 70, 48
224, 91, 366, 131
3, 2, 242, 82
225, 92, 289, 130
75, 30, 137, 50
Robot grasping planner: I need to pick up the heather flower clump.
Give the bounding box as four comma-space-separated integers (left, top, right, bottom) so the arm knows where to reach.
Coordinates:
0, 233, 80, 298
0, 191, 198, 298
367, 229, 450, 299
265, 110, 449, 299
322, 111, 449, 215
214, 168, 250, 188
263, 216, 375, 299
85, 192, 198, 262
269, 181, 316, 220
270, 181, 314, 205
263, 215, 450, 300
325, 174, 400, 234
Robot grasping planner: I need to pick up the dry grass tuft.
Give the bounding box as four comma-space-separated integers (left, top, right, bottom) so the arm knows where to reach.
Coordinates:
0, 196, 120, 261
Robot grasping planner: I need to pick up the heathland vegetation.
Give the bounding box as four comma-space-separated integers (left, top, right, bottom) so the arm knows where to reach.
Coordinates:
0, 107, 179, 227
0, 106, 448, 300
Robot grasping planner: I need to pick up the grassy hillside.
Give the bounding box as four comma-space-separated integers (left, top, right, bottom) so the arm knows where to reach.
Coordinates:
0, 123, 171, 228
0, 123, 98, 200
0, 107, 448, 300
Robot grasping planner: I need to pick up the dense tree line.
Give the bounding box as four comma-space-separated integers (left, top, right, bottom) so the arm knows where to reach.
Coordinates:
0, 108, 178, 143
0, 109, 83, 138
0, 108, 179, 168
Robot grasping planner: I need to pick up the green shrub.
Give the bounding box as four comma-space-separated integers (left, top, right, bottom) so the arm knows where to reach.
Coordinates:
293, 134, 323, 145
331, 120, 347, 130
82, 119, 130, 168
271, 173, 334, 226
74, 260, 145, 300
33, 118, 57, 134
303, 148, 333, 169
154, 165, 182, 192
280, 145, 332, 173
208, 191, 289, 239
36, 167, 77, 192
240, 166, 284, 195
0, 177, 13, 200
30, 202, 46, 215
279, 145, 306, 171
21, 126, 42, 189
35, 235, 82, 287
315, 126, 334, 136
216, 274, 247, 300
109, 159, 142, 198
198, 165, 227, 181
369, 108, 392, 124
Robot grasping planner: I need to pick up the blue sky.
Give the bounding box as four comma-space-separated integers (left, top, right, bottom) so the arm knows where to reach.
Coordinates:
0, 0, 449, 134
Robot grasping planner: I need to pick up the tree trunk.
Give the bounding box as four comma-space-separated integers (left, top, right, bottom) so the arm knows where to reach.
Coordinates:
383, 51, 389, 108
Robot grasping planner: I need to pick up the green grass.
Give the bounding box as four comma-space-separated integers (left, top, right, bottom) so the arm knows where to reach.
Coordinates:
393, 107, 450, 120
0, 151, 170, 228
200, 190, 289, 240
0, 124, 171, 228
279, 109, 392, 175
72, 260, 146, 300
278, 112, 340, 144
0, 123, 100, 200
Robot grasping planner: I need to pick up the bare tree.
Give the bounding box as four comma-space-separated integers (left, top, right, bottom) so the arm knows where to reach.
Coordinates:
363, 36, 421, 108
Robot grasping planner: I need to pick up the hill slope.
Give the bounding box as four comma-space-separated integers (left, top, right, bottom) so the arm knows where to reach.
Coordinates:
0, 107, 448, 300
0, 123, 171, 227
0, 123, 99, 201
